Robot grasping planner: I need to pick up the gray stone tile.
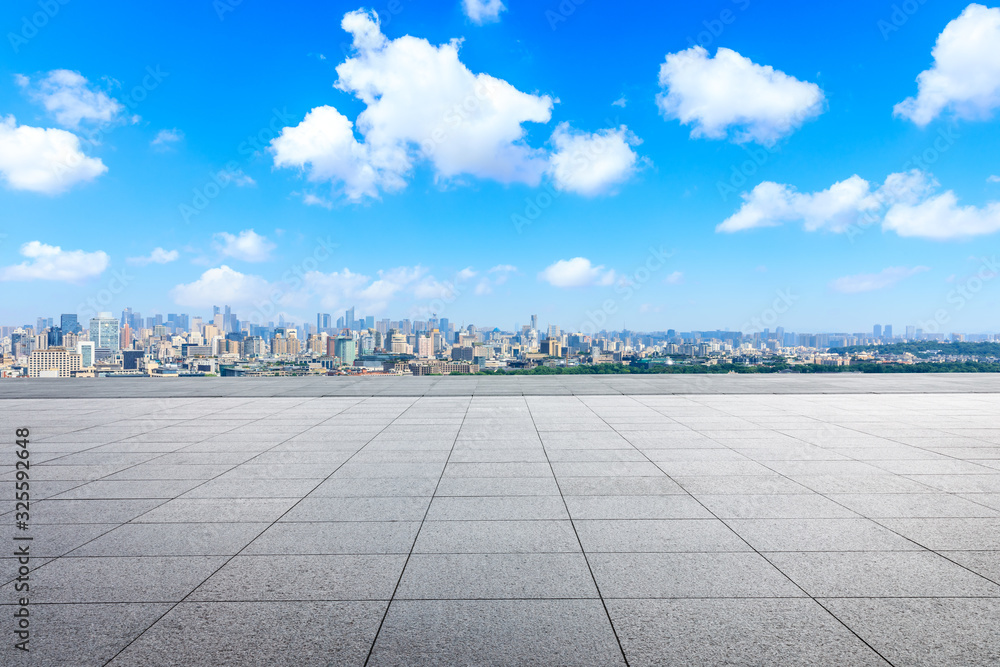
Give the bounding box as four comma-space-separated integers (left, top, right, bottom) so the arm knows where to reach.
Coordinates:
878, 518, 1000, 550
696, 494, 857, 519
726, 518, 921, 552
557, 476, 686, 495
1, 556, 226, 602
69, 523, 268, 557
941, 551, 1000, 584
3, 603, 171, 667
309, 476, 439, 497
244, 521, 420, 555
413, 520, 580, 553
608, 599, 888, 667
30, 499, 166, 524
564, 495, 712, 520
820, 598, 1000, 667
396, 553, 598, 599
180, 478, 321, 498
0, 523, 120, 559
281, 496, 431, 522
50, 480, 203, 500
425, 496, 569, 521
768, 551, 1000, 597
675, 475, 812, 495
190, 554, 406, 601
590, 552, 803, 598
368, 600, 626, 666
576, 519, 749, 553
132, 498, 298, 523
106, 601, 387, 667
829, 493, 999, 518
435, 476, 561, 496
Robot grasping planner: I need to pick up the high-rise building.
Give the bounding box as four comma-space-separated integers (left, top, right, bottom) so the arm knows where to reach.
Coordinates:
28, 347, 81, 378
47, 327, 63, 347
89, 312, 121, 352
60, 314, 80, 335
345, 307, 355, 330
906, 325, 916, 340
364, 315, 374, 330
76, 341, 95, 368
334, 337, 357, 366
884, 325, 893, 340
873, 325, 883, 339
531, 314, 538, 331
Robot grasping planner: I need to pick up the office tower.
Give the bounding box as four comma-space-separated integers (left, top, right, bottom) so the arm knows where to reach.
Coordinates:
345, 307, 355, 330
120, 322, 132, 350
336, 316, 345, 329
884, 325, 893, 340
213, 306, 220, 316
906, 325, 916, 340
89, 312, 121, 352
76, 341, 95, 368
364, 315, 374, 330
873, 325, 882, 339
60, 314, 80, 335
334, 337, 357, 366
47, 327, 62, 347
439, 318, 449, 334
531, 314, 538, 331
548, 325, 561, 339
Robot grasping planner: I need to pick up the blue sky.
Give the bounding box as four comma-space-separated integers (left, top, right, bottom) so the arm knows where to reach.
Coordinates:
1, 0, 999, 334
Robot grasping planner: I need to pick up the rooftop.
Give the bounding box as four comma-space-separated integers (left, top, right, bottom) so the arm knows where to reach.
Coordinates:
3, 375, 999, 665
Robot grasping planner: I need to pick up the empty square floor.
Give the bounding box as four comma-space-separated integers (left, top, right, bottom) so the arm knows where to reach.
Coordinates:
2, 381, 1000, 666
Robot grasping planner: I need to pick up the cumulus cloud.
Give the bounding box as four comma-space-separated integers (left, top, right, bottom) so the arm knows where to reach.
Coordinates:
894, 4, 1000, 126
539, 257, 616, 288
665, 271, 685, 285
456, 266, 477, 281
151, 129, 184, 148
0, 241, 109, 282
657, 46, 824, 145
883, 191, 1000, 239
475, 264, 517, 294
213, 229, 276, 262
127, 247, 179, 266
17, 70, 125, 129
716, 169, 1000, 239
988, 175, 1000, 183
463, 0, 506, 24
830, 266, 930, 294
271, 10, 553, 201
548, 123, 640, 196
0, 116, 107, 194
170, 265, 273, 307
303, 268, 372, 309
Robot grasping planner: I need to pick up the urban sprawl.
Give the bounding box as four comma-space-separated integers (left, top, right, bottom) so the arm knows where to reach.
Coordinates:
3, 307, 1000, 379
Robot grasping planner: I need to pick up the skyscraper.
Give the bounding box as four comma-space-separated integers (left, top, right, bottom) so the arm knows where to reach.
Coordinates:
60, 314, 80, 335
89, 312, 121, 352
333, 336, 357, 366
531, 314, 538, 331
874, 325, 883, 339
884, 325, 893, 340
345, 307, 355, 330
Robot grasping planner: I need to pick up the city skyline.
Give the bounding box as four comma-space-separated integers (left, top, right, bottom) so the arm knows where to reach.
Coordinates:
2, 1, 1000, 332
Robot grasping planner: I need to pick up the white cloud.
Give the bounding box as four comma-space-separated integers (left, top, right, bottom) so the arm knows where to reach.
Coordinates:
303, 268, 372, 310
548, 123, 640, 196
212, 229, 276, 263
988, 175, 1000, 183
830, 266, 930, 294
0, 241, 109, 282
665, 271, 685, 285
539, 257, 616, 288
151, 129, 183, 148
490, 264, 517, 274
720, 169, 1000, 239
656, 46, 824, 145
894, 4, 1000, 126
170, 265, 273, 307
17, 70, 125, 129
127, 247, 179, 266
218, 168, 255, 187
0, 115, 107, 194
612, 96, 627, 108
359, 265, 427, 307
271, 10, 553, 201
717, 176, 882, 233
302, 192, 333, 208
883, 191, 1000, 239
463, 0, 506, 24
456, 266, 477, 281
